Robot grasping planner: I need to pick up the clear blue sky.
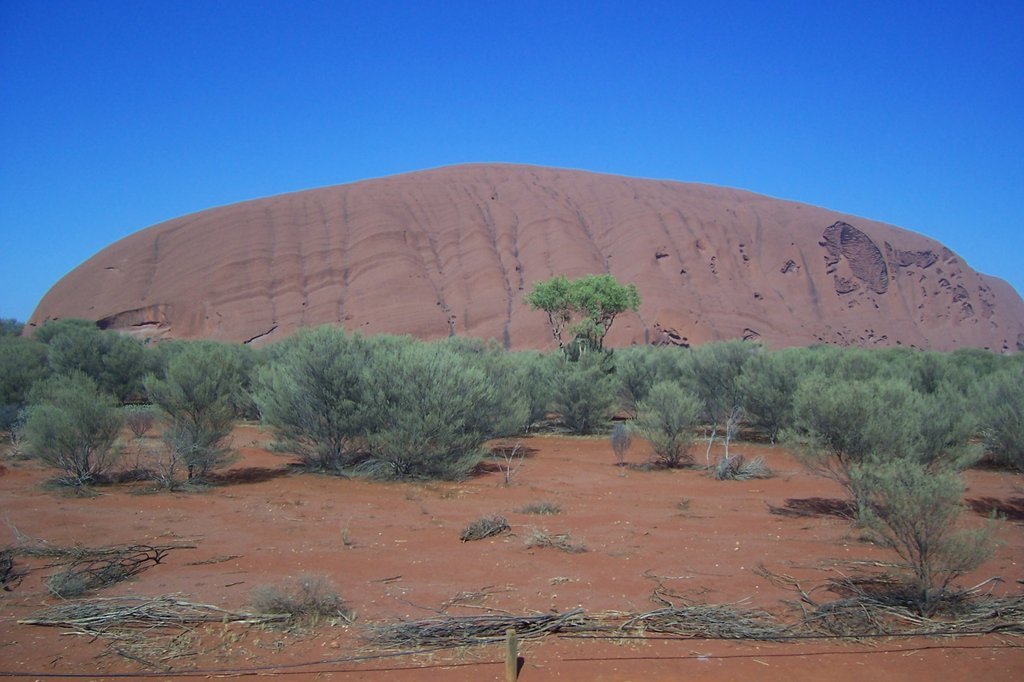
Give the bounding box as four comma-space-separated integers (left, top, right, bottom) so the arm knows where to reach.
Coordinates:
2, 1, 1022, 322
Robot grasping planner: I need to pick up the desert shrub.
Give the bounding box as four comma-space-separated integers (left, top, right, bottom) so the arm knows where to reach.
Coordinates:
145, 341, 240, 482
688, 340, 757, 458
122, 404, 155, 438
518, 501, 561, 515
20, 372, 123, 485
361, 341, 504, 480
712, 454, 772, 480
792, 373, 979, 506
791, 375, 920, 501
459, 515, 511, 542
689, 340, 755, 419
851, 459, 994, 616
0, 319, 23, 337
609, 423, 632, 465
912, 386, 979, 471
736, 349, 801, 443
973, 363, 1024, 469
0, 336, 49, 432
255, 327, 378, 471
524, 528, 587, 553
549, 353, 619, 434
439, 338, 532, 438
503, 350, 556, 432
633, 381, 702, 468
615, 345, 691, 413
250, 574, 351, 626
35, 319, 148, 403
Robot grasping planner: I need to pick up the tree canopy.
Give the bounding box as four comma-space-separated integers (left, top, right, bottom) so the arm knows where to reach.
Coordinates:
525, 274, 640, 352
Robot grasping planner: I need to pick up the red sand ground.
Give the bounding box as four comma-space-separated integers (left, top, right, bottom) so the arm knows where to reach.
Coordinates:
1, 424, 1022, 681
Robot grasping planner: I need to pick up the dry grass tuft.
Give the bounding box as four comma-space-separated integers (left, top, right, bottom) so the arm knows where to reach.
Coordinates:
713, 454, 773, 480
249, 574, 352, 627
517, 501, 561, 515
524, 528, 587, 553
459, 515, 511, 542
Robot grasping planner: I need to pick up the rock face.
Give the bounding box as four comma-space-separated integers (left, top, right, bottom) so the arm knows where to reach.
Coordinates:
28, 164, 1024, 353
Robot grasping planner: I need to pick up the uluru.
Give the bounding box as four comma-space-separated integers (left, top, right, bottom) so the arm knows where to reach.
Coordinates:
27, 164, 1024, 353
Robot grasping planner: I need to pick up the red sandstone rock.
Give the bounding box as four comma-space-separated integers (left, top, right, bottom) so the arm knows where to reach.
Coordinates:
28, 164, 1024, 352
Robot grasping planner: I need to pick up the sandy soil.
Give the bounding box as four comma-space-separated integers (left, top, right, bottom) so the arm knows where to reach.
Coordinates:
1, 424, 1022, 680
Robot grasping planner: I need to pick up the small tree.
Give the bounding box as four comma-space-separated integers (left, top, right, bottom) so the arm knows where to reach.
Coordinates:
145, 342, 240, 483
633, 381, 702, 468
526, 274, 640, 352
851, 459, 993, 616
20, 373, 123, 485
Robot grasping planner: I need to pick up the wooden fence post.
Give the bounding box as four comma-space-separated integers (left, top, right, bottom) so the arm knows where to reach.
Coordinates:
505, 627, 519, 681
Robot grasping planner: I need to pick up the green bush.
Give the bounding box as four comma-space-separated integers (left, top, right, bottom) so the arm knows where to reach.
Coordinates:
0, 336, 48, 432
255, 327, 378, 471
791, 375, 919, 499
439, 338, 532, 437
615, 345, 692, 414
361, 341, 503, 480
973, 363, 1024, 469
145, 341, 240, 482
736, 349, 801, 443
511, 350, 557, 430
35, 319, 148, 403
20, 372, 123, 485
633, 380, 702, 468
549, 353, 619, 434
851, 459, 994, 616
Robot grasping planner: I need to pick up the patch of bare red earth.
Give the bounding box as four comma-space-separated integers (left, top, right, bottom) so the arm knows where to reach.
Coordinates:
0, 424, 1021, 680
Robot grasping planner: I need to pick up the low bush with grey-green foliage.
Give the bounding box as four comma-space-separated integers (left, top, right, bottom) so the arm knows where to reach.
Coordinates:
250, 574, 351, 627
34, 319, 149, 403
736, 348, 802, 443
615, 345, 692, 414
851, 459, 994, 616
145, 341, 241, 483
361, 340, 513, 480
633, 381, 702, 468
257, 329, 528, 480
972, 362, 1024, 469
19, 372, 123, 485
549, 352, 620, 434
791, 372, 980, 510
0, 336, 48, 433
609, 422, 632, 465
254, 327, 379, 472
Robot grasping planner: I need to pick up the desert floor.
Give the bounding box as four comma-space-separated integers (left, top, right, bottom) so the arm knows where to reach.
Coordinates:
1, 424, 1022, 681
